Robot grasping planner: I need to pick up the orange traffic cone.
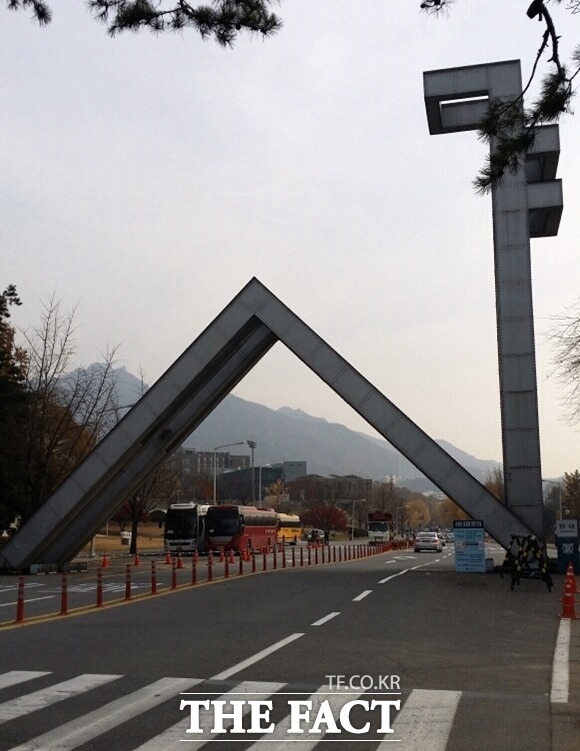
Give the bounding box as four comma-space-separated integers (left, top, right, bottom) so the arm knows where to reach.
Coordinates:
133, 553, 141, 566
193, 550, 199, 564
229, 550, 235, 564
101, 551, 109, 569
164, 551, 172, 565
559, 576, 578, 619
177, 553, 184, 570
565, 562, 577, 594
219, 549, 225, 562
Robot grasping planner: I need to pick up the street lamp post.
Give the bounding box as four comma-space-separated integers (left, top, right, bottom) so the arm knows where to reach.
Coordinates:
247, 440, 256, 504
213, 441, 247, 503
351, 498, 365, 541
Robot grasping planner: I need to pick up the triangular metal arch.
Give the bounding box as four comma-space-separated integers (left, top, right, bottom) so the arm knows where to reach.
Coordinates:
0, 278, 533, 569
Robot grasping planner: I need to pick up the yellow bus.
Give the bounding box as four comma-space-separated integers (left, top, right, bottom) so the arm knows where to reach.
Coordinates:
276, 513, 302, 545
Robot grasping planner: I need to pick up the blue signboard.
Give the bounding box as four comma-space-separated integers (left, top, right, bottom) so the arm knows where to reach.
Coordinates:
453, 520, 486, 573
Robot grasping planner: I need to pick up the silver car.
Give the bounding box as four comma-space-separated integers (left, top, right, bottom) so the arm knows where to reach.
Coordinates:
414, 532, 443, 553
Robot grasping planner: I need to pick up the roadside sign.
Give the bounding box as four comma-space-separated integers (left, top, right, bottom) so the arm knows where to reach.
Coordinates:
453, 520, 486, 573
555, 519, 578, 537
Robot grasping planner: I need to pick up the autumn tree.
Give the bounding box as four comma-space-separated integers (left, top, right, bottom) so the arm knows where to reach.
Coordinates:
263, 478, 289, 510
437, 497, 469, 529
405, 498, 431, 532
300, 504, 348, 534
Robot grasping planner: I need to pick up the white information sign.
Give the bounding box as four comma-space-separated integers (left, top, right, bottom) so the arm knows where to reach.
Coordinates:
555, 519, 578, 537
453, 520, 486, 573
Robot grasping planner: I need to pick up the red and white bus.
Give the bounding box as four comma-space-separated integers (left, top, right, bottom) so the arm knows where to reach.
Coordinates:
205, 505, 278, 553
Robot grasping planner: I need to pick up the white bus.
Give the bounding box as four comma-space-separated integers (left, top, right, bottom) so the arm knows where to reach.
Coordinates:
163, 502, 209, 555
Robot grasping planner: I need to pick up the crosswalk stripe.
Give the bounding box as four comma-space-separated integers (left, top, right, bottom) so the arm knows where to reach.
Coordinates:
378, 688, 461, 750
244, 685, 366, 751
7, 677, 200, 751
0, 672, 51, 691
135, 680, 285, 751
0, 674, 121, 723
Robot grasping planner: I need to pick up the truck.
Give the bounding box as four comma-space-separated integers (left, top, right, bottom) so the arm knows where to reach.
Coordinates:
367, 510, 393, 546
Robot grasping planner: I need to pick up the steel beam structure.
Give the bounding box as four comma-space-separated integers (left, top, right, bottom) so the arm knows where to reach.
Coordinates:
424, 60, 563, 540
1, 278, 536, 570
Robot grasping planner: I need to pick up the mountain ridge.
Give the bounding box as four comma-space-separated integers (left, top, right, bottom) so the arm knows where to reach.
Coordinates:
109, 365, 501, 489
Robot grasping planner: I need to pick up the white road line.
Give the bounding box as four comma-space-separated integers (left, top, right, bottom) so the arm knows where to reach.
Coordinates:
0, 583, 44, 592
0, 596, 55, 608
378, 569, 409, 585
551, 618, 571, 703
0, 672, 51, 690
379, 688, 461, 750
211, 633, 305, 681
0, 674, 121, 723
311, 612, 340, 626
137, 680, 285, 750
244, 684, 366, 751
7, 677, 199, 751
353, 590, 372, 602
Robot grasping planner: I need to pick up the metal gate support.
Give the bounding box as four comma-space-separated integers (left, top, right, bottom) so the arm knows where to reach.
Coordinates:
424, 59, 563, 540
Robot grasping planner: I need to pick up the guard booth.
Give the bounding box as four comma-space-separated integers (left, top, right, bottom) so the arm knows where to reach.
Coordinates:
555, 520, 579, 574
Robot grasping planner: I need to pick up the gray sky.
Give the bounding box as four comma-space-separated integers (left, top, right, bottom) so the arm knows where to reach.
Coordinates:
2, 1, 579, 477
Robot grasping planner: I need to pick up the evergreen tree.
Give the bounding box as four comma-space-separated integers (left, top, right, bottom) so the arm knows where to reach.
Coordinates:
0, 286, 29, 534
6, 0, 282, 46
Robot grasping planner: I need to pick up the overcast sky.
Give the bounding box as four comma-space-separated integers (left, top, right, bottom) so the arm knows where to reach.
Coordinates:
2, 1, 579, 478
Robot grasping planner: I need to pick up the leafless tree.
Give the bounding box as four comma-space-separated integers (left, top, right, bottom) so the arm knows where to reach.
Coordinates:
18, 295, 120, 520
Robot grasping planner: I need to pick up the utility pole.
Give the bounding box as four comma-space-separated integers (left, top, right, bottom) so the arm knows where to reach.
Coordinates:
247, 440, 257, 504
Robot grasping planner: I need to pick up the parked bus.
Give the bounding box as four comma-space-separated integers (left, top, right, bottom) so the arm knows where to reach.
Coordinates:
205, 505, 278, 553
163, 502, 209, 555
276, 513, 302, 545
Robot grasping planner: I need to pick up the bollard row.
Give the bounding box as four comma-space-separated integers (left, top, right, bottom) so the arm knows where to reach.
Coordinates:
10, 542, 393, 624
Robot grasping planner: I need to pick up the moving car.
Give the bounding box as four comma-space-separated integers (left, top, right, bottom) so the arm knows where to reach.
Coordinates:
414, 531, 443, 553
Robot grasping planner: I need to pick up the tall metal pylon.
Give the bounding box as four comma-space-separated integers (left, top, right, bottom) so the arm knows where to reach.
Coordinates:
424, 60, 564, 540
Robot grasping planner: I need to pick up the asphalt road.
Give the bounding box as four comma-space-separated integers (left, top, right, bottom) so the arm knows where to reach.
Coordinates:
0, 543, 567, 750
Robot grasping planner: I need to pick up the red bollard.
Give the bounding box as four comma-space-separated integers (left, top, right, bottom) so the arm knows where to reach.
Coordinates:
273, 548, 278, 569
125, 564, 132, 601
300, 547, 304, 567
314, 547, 319, 565
96, 567, 103, 607
339, 546, 342, 562
239, 554, 244, 576
224, 557, 230, 578
151, 560, 157, 595
252, 551, 256, 573
308, 547, 312, 565
60, 572, 68, 616
292, 547, 296, 568
192, 558, 197, 586
16, 576, 25, 623
282, 548, 287, 568
263, 549, 267, 571
333, 546, 336, 563
208, 554, 213, 582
